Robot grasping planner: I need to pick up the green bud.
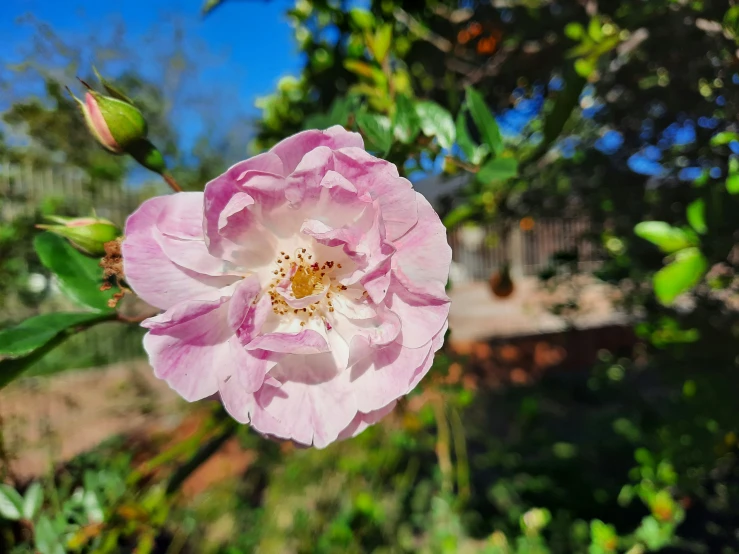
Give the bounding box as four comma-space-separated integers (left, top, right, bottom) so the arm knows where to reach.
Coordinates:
71, 86, 148, 153
37, 216, 120, 256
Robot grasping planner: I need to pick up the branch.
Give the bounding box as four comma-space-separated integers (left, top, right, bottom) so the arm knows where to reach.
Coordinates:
165, 419, 238, 495
393, 7, 454, 53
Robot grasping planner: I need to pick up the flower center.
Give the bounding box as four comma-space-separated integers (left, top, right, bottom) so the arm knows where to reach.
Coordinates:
267, 249, 346, 326
291, 265, 324, 299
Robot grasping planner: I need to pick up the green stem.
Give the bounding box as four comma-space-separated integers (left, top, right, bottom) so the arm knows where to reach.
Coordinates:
449, 407, 470, 505
127, 420, 216, 486
165, 419, 238, 496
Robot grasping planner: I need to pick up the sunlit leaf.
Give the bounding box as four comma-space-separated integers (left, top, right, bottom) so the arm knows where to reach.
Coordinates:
356, 111, 393, 154
0, 484, 24, 520
476, 157, 518, 185
634, 221, 697, 253
35, 515, 64, 554
653, 247, 707, 305
344, 60, 376, 79
34, 233, 114, 312
710, 131, 739, 146
443, 204, 476, 228
393, 94, 420, 144
201, 0, 226, 17
0, 312, 112, 388
370, 24, 392, 63
587, 17, 604, 42
564, 22, 585, 40
0, 312, 110, 359
455, 110, 487, 164
727, 157, 739, 194
415, 101, 455, 149
349, 8, 375, 30
724, 5, 739, 41
686, 199, 707, 235
465, 87, 503, 156
23, 482, 44, 521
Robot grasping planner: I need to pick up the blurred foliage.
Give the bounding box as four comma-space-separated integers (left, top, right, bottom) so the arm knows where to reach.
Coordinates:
3, 0, 739, 552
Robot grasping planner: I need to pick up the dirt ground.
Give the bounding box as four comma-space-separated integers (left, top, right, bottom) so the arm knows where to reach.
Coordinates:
0, 276, 628, 481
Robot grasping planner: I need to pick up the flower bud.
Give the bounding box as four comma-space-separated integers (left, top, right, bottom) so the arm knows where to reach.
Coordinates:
74, 91, 148, 154
37, 216, 120, 256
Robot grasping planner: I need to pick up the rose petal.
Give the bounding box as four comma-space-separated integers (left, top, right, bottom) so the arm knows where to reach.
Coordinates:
123, 196, 237, 310
393, 192, 452, 301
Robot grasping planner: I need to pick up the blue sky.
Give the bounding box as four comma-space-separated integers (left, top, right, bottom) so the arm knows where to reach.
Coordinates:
1, 0, 302, 150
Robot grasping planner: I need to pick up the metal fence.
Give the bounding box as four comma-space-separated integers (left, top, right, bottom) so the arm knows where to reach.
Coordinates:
0, 160, 163, 369
448, 218, 603, 283
0, 159, 153, 226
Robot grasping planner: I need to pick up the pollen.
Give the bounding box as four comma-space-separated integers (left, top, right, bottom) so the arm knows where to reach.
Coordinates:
291, 264, 325, 299
267, 250, 351, 325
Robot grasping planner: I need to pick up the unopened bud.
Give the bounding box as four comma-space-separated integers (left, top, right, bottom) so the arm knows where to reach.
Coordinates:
37, 216, 120, 256
73, 89, 147, 154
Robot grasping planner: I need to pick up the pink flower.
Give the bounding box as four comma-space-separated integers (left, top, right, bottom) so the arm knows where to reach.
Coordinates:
122, 126, 451, 448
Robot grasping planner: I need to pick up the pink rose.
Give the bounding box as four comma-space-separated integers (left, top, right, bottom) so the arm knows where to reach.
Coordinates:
122, 126, 451, 447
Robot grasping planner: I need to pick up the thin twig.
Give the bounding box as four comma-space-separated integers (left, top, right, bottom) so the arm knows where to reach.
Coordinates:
162, 172, 183, 193
116, 312, 155, 324
165, 420, 238, 496
446, 156, 480, 174
393, 7, 453, 53
461, 44, 515, 87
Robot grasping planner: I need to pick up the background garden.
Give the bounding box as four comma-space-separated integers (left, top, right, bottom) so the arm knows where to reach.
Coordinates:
2, 0, 739, 552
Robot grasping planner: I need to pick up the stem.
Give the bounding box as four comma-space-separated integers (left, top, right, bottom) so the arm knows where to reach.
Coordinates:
449, 407, 470, 505
431, 395, 453, 496
165, 419, 237, 496
446, 156, 479, 174
162, 172, 183, 193
116, 312, 155, 324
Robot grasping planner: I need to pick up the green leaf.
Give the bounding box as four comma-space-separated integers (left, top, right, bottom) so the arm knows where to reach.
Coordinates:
653, 247, 707, 305
370, 24, 393, 63
356, 111, 393, 154
634, 221, 697, 253
0, 312, 110, 359
23, 482, 43, 520
587, 17, 604, 42
344, 60, 376, 79
724, 5, 739, 40
35, 515, 63, 554
443, 205, 476, 228
0, 484, 24, 520
393, 94, 420, 144
455, 110, 486, 164
34, 232, 114, 312
543, 66, 586, 148
327, 95, 356, 127
564, 22, 585, 40
710, 131, 739, 146
201, 0, 225, 16
0, 312, 112, 388
686, 199, 707, 235
465, 87, 503, 156
349, 8, 375, 30
415, 101, 455, 149
83, 490, 104, 523
574, 58, 596, 78
476, 157, 519, 185
302, 96, 357, 131
727, 160, 739, 194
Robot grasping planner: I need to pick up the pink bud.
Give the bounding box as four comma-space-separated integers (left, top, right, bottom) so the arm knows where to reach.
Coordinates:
82, 92, 122, 153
